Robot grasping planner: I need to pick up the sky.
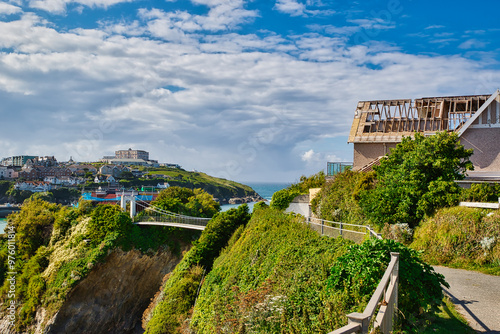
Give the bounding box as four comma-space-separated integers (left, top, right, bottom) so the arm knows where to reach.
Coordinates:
1, 0, 500, 183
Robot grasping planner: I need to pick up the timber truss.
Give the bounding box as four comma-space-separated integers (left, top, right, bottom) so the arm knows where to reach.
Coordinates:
348, 94, 494, 143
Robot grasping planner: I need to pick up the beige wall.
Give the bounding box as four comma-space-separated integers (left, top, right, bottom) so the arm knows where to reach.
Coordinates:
460, 128, 500, 172
353, 143, 397, 170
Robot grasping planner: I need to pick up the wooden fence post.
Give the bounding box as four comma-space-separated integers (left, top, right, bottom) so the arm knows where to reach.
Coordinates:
347, 312, 370, 334
390, 252, 399, 324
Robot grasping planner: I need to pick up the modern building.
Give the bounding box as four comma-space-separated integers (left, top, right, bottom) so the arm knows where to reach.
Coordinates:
348, 90, 500, 180
1, 155, 37, 167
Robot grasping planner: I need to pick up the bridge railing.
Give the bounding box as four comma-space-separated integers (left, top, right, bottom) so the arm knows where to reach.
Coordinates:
306, 217, 382, 243
328, 252, 400, 334
133, 199, 211, 228
135, 211, 211, 227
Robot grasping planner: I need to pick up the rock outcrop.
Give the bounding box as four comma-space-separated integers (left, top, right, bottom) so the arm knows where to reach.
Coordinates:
1, 246, 189, 334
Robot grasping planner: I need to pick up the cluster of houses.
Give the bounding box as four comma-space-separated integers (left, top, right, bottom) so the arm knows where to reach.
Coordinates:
1, 151, 181, 193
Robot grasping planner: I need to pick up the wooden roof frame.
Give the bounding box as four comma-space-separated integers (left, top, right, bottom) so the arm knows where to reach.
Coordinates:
457, 89, 500, 137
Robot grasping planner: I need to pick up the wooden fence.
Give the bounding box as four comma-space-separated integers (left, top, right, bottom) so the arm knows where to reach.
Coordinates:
328, 252, 400, 334
306, 217, 382, 243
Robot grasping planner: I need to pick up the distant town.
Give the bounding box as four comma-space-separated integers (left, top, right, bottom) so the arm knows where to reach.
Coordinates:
0, 149, 181, 193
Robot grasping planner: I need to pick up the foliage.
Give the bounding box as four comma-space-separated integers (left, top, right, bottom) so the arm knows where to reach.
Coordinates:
189, 208, 354, 333
86, 204, 132, 246
5, 188, 32, 204
0, 197, 193, 331
411, 206, 500, 275
145, 205, 251, 334
311, 170, 371, 224
0, 181, 13, 199
138, 168, 258, 200
252, 201, 269, 212
359, 132, 473, 228
7, 197, 60, 259
460, 183, 500, 202
150, 186, 220, 218
270, 171, 325, 211
328, 238, 447, 329
289, 171, 326, 193
269, 187, 300, 210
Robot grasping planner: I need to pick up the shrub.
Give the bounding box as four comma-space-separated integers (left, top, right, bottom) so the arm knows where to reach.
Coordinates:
87, 204, 132, 246
311, 170, 369, 224
327, 238, 447, 329
360, 132, 473, 228
460, 183, 500, 202
411, 206, 500, 274
270, 188, 300, 210
145, 205, 251, 334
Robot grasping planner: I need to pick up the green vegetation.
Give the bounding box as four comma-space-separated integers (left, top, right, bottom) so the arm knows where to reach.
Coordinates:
145, 205, 251, 334
187, 208, 444, 333
0, 186, 222, 331
415, 297, 476, 334
411, 206, 500, 275
149, 186, 220, 218
460, 183, 500, 202
0, 181, 13, 200
311, 170, 373, 224
270, 171, 325, 210
329, 238, 446, 330
359, 132, 473, 229
140, 168, 258, 200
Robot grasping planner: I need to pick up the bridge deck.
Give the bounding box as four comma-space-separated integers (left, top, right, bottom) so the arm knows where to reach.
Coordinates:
134, 222, 206, 230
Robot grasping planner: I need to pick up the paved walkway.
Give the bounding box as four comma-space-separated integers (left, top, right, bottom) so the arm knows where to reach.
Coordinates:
433, 266, 500, 333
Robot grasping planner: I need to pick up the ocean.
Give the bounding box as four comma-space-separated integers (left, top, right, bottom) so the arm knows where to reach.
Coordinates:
220, 182, 290, 212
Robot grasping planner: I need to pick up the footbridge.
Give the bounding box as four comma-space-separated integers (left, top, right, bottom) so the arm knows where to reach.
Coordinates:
121, 196, 210, 231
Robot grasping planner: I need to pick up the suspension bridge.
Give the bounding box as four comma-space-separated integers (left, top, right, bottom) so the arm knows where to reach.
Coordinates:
121, 196, 211, 231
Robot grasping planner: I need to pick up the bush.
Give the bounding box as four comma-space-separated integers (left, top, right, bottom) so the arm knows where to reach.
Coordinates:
311, 170, 370, 224
460, 183, 500, 202
270, 188, 300, 210
145, 205, 251, 334
87, 204, 132, 246
7, 198, 60, 259
411, 206, 500, 274
327, 238, 447, 329
359, 132, 473, 228
150, 186, 220, 218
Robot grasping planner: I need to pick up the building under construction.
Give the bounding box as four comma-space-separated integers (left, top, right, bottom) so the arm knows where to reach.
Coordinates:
348, 90, 500, 181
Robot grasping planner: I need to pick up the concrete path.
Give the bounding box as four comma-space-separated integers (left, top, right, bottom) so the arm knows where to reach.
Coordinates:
433, 266, 500, 333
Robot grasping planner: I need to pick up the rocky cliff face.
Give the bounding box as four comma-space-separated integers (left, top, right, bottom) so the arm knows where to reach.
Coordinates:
2, 246, 189, 334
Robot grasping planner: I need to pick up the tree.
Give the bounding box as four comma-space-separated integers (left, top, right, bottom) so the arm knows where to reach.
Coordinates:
360, 132, 473, 228
151, 186, 220, 218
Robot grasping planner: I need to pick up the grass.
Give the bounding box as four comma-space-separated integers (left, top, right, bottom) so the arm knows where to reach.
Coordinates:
415, 297, 476, 334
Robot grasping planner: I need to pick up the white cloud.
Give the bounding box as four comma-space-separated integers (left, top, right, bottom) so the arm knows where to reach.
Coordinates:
459, 38, 487, 50
0, 2, 22, 14
425, 25, 445, 30
274, 0, 306, 17
0, 4, 500, 182
28, 0, 136, 14
274, 0, 334, 17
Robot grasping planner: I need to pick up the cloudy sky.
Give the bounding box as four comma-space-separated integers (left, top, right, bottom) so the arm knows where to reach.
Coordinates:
1, 0, 500, 183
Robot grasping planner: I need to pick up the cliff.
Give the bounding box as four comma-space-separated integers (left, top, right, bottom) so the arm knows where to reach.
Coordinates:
0, 247, 188, 334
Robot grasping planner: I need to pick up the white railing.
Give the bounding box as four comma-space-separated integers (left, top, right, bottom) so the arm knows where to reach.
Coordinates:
328, 252, 400, 334
306, 217, 382, 243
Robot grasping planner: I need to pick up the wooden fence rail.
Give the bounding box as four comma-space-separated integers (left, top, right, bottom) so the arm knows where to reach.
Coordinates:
306, 217, 382, 243
328, 252, 400, 334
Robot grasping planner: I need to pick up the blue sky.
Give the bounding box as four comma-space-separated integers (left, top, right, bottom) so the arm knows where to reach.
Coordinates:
1, 0, 499, 183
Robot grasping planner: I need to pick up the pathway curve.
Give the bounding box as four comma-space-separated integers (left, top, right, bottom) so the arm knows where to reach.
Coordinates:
433, 266, 500, 333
